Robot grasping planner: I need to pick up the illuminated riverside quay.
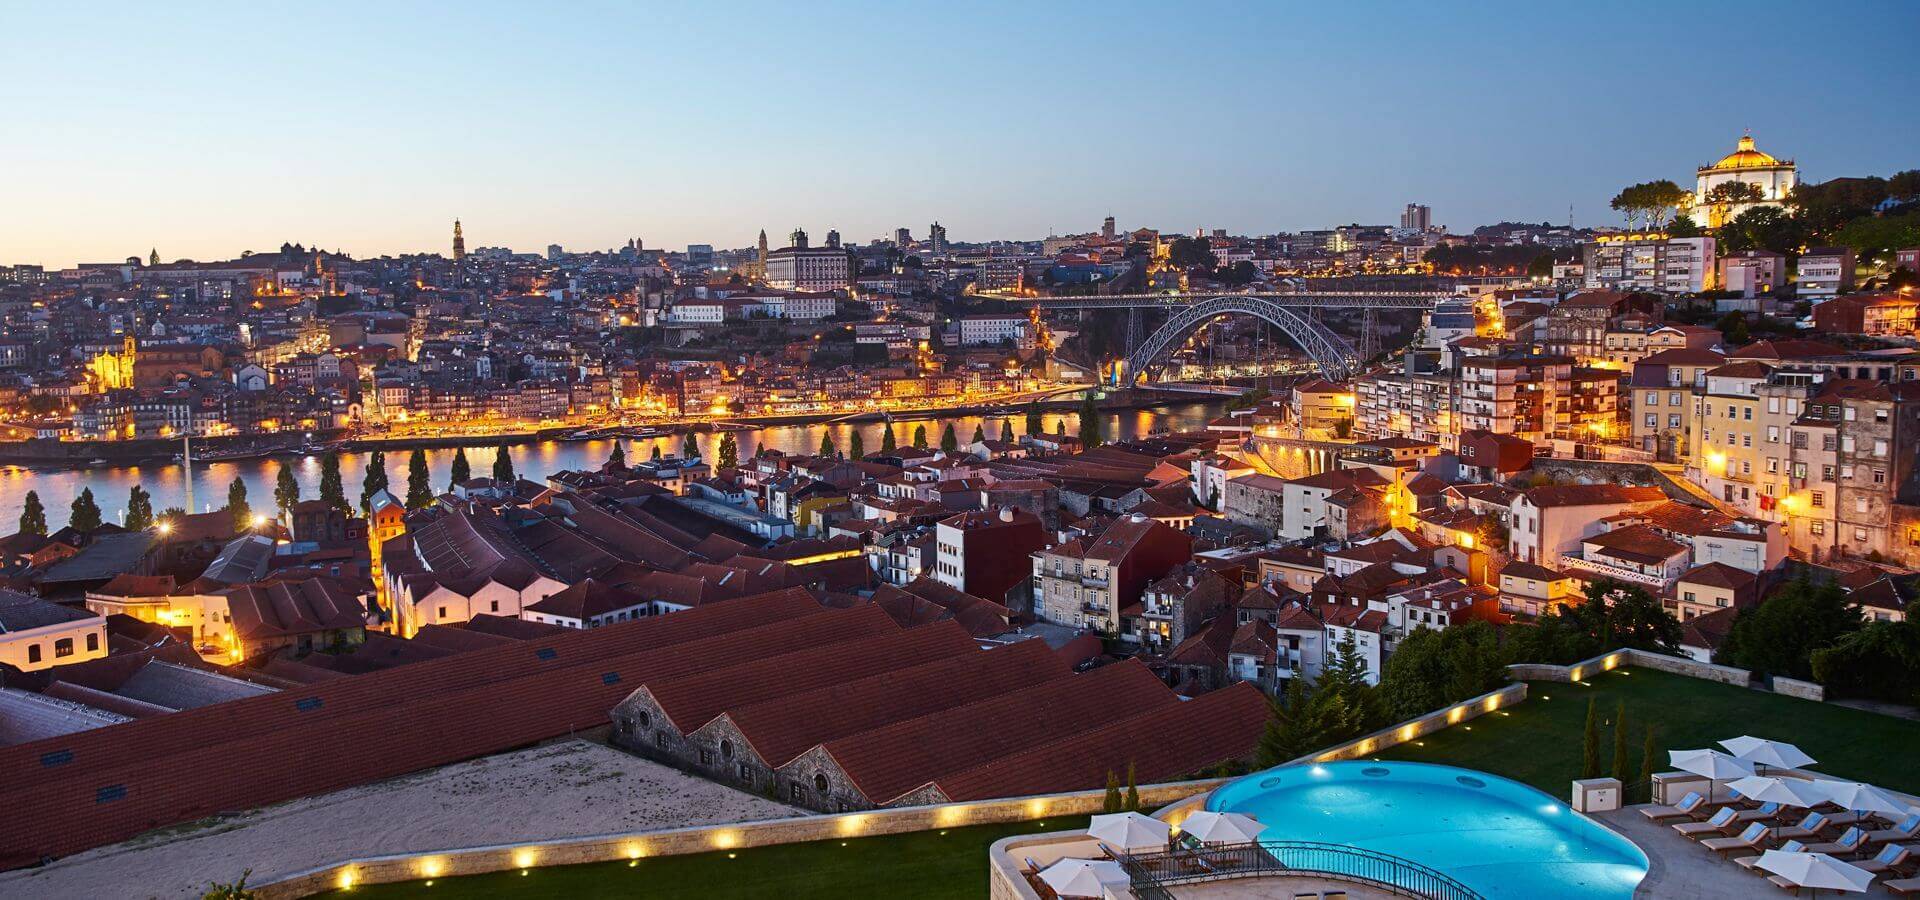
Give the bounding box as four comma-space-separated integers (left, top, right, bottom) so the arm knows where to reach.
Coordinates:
0, 399, 1227, 526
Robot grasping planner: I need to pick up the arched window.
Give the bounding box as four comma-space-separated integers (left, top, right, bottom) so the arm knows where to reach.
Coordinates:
814, 773, 829, 794
720, 739, 734, 760
637, 710, 651, 728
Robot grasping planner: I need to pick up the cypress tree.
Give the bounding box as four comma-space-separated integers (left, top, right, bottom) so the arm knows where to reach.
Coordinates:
69, 488, 103, 532
939, 422, 958, 453
1001, 417, 1014, 441
448, 447, 471, 487
361, 450, 387, 513
1078, 393, 1104, 449
18, 490, 47, 536
912, 423, 928, 448
1024, 401, 1043, 436
609, 441, 626, 469
819, 432, 836, 458
1610, 701, 1631, 780
650, 443, 662, 461
682, 434, 698, 460
880, 425, 897, 452
971, 423, 986, 444
1637, 726, 1659, 803
848, 429, 864, 459
274, 461, 300, 519
1123, 762, 1140, 812
319, 451, 348, 514
492, 446, 515, 483
405, 448, 432, 509
125, 485, 154, 531
227, 477, 252, 533
1581, 697, 1602, 779
717, 432, 738, 469
1102, 771, 1122, 813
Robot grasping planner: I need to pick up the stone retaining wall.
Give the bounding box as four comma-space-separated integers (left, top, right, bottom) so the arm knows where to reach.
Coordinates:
1773, 676, 1827, 701
1510, 648, 1750, 687
260, 778, 1227, 899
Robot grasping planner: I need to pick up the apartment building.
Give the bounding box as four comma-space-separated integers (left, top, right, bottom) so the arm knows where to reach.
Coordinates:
1580, 234, 1716, 294
1031, 513, 1191, 634
1628, 347, 1726, 461
1796, 247, 1856, 298
1354, 366, 1458, 450
1457, 355, 1574, 444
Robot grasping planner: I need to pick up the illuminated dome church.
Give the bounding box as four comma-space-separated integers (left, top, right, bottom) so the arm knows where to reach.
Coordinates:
1683, 133, 1797, 228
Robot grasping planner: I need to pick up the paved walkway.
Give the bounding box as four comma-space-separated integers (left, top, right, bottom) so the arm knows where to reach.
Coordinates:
1173, 877, 1397, 899
1601, 806, 1904, 899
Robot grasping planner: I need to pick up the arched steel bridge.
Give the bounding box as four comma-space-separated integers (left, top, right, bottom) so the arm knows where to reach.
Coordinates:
1123, 295, 1366, 381
977, 289, 1452, 310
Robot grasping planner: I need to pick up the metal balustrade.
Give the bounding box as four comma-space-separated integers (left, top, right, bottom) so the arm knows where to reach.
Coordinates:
1119, 840, 1485, 900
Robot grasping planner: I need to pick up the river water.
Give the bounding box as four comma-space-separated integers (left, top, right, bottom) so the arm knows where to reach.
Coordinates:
0, 401, 1227, 529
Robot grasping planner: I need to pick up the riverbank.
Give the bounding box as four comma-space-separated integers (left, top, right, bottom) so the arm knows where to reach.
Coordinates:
0, 387, 1210, 471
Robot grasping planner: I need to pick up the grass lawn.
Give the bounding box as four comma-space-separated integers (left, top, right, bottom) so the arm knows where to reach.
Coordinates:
313, 815, 1089, 899
1377, 666, 1920, 797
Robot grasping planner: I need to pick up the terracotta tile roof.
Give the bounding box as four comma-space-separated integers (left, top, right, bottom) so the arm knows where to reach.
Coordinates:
0, 588, 835, 866
1522, 484, 1665, 508
709, 639, 1068, 770
1583, 524, 1687, 565
1677, 562, 1756, 590
934, 682, 1267, 802
219, 576, 365, 641
811, 660, 1178, 805
637, 619, 974, 734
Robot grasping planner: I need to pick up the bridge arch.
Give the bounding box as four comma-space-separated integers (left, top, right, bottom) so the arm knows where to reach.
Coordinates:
1124, 296, 1361, 383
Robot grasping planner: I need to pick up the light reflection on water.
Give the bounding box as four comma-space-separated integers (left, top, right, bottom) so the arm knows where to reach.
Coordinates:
0, 401, 1226, 526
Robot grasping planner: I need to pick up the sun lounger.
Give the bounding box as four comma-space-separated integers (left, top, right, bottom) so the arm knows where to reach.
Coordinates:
1736, 802, 1788, 824
1703, 823, 1773, 857
1642, 791, 1710, 822
1804, 827, 1871, 858
1859, 844, 1915, 876
1886, 875, 1920, 895
1678, 807, 1745, 838
1776, 813, 1835, 842
1738, 841, 1807, 873
1866, 814, 1920, 846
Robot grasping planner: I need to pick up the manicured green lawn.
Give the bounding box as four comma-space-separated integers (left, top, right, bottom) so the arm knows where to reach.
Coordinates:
314, 816, 1089, 900
1378, 666, 1920, 796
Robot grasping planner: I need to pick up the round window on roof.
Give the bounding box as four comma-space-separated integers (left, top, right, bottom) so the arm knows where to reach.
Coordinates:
637, 710, 651, 728
721, 739, 734, 760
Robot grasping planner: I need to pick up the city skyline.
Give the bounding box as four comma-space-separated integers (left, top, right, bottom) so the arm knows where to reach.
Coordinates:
5, 1, 1918, 266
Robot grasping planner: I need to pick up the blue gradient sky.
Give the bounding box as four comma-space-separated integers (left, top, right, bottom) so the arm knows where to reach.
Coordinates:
3, 1, 1916, 265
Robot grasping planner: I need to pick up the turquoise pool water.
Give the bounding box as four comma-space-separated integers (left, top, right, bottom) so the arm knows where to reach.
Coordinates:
1207, 761, 1647, 899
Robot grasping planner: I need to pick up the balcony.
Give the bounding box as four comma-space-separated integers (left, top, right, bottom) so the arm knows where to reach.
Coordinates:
1560, 554, 1668, 589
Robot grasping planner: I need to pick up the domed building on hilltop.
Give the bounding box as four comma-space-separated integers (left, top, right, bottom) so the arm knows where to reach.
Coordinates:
1683, 133, 1797, 228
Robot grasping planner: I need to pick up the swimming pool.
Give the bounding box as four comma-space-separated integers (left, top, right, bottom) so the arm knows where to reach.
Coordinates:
1205, 761, 1647, 900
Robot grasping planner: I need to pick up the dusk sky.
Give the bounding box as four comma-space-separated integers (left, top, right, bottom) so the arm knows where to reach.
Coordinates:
4, 0, 1916, 266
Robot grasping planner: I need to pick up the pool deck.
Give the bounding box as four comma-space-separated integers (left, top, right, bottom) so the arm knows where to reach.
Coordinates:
1601, 806, 1905, 899
1172, 879, 1397, 899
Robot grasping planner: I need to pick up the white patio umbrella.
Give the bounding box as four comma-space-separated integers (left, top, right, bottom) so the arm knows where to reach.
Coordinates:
1755, 850, 1874, 898
1670, 749, 1756, 801
1038, 858, 1130, 898
1729, 775, 1834, 840
1087, 812, 1171, 855
1178, 811, 1268, 845
1720, 736, 1818, 770
1816, 781, 1910, 817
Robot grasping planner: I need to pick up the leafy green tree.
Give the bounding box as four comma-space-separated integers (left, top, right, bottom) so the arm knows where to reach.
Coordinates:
1513, 581, 1683, 663
1527, 252, 1556, 278
318, 451, 349, 514
940, 423, 958, 453
125, 485, 154, 531
848, 430, 864, 460
491, 446, 514, 483
1715, 311, 1751, 346
912, 424, 928, 448
819, 432, 837, 458
1166, 236, 1218, 270
274, 462, 300, 519
1379, 621, 1508, 721
1610, 701, 1631, 780
1829, 210, 1920, 263
1611, 180, 1687, 228
227, 477, 252, 533
1025, 402, 1043, 436
1078, 393, 1104, 449
717, 432, 738, 469
448, 447, 471, 488
69, 488, 103, 532
880, 425, 897, 453
1810, 618, 1920, 704
18, 490, 47, 536
1581, 697, 1601, 779
405, 449, 433, 509
1705, 182, 1764, 205
1719, 577, 1861, 680
1717, 205, 1803, 255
